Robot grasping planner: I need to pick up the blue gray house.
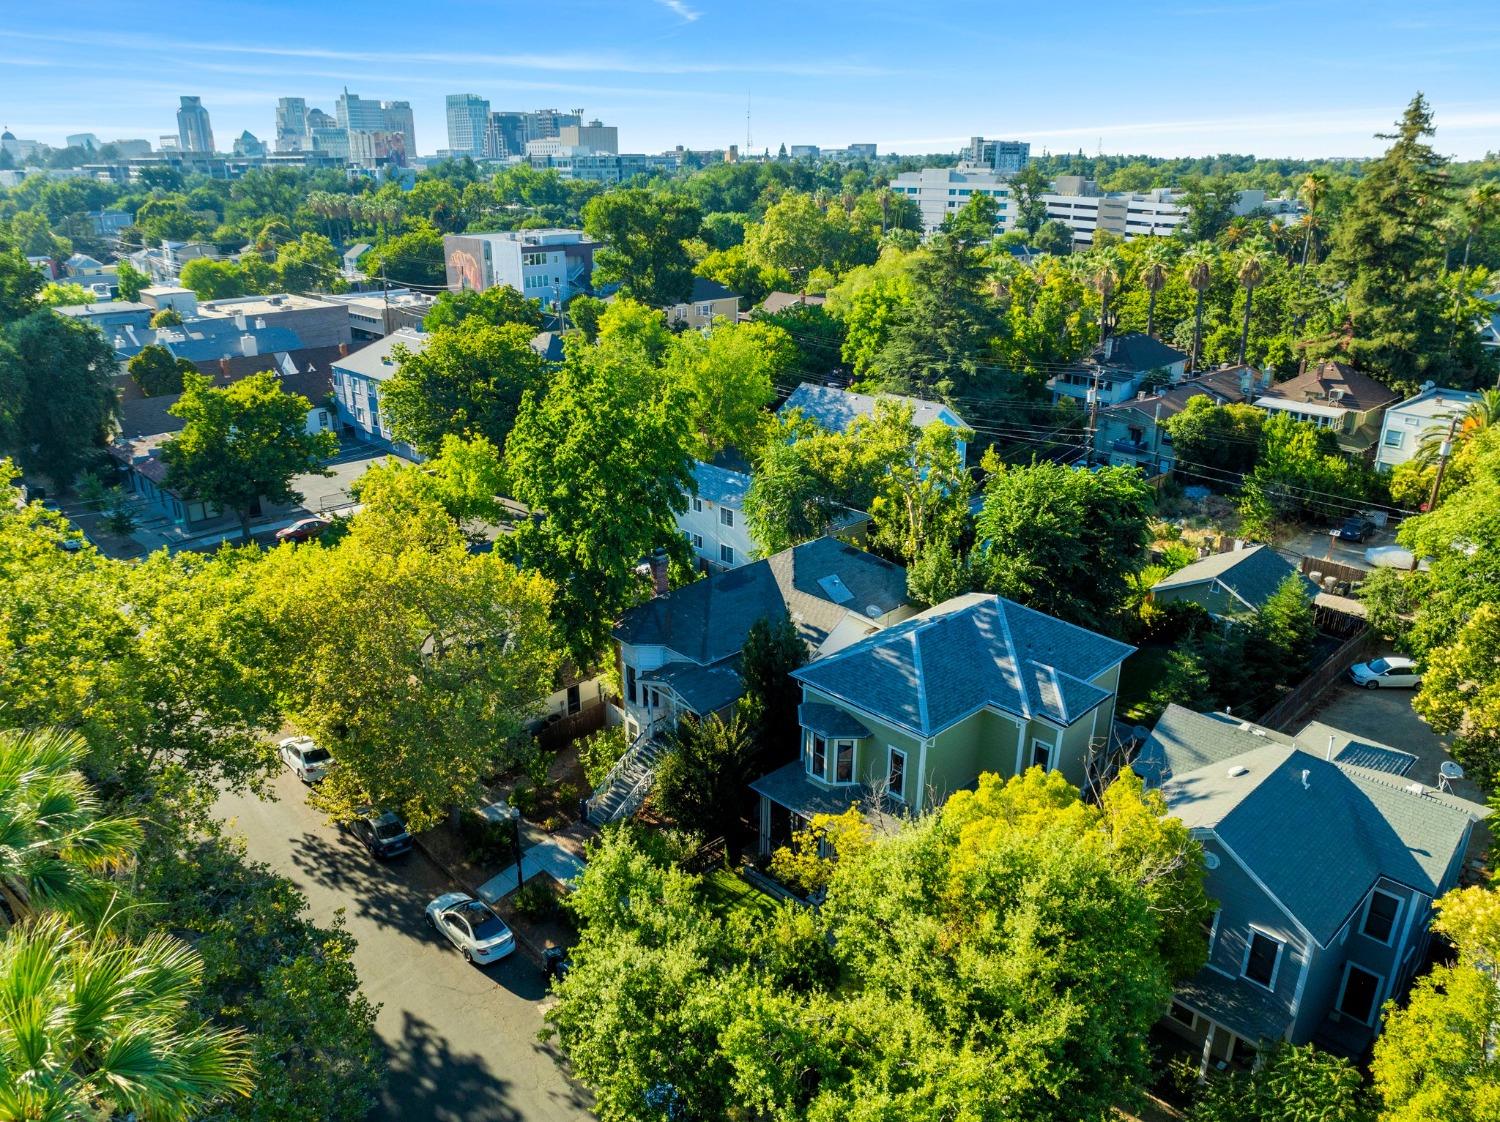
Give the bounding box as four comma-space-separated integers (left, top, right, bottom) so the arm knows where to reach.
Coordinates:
1151, 544, 1316, 624
1137, 706, 1488, 1070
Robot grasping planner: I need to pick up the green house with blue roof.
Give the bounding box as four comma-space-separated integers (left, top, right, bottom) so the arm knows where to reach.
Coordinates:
1150, 544, 1316, 624
750, 592, 1135, 854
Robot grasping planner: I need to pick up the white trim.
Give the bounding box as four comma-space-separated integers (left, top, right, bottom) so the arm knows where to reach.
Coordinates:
1334, 961, 1385, 1026
1360, 887, 1405, 946
1211, 577, 1260, 614
1013, 715, 1026, 776
915, 736, 930, 813
1240, 926, 1286, 992
1029, 735, 1057, 773
886, 745, 908, 803
1206, 830, 1320, 946
1207, 908, 1222, 956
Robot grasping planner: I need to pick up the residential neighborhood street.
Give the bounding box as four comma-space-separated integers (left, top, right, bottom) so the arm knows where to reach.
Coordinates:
216, 771, 594, 1122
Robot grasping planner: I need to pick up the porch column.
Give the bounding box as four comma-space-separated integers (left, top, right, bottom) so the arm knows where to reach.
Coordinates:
1198, 1022, 1216, 1082
758, 795, 772, 856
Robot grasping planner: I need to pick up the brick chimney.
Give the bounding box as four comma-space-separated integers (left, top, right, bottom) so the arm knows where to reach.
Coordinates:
649, 548, 670, 597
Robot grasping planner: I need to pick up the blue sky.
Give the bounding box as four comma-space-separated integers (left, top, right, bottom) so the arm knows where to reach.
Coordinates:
2, 0, 1498, 159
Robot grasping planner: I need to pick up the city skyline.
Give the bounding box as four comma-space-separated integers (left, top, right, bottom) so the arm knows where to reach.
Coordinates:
2, 1, 1499, 159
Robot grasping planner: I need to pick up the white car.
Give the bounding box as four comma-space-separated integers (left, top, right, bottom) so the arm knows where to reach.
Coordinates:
425, 893, 516, 964
1349, 656, 1422, 690
278, 736, 332, 783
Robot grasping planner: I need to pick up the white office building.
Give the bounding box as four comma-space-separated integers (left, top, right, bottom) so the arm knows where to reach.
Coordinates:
1375, 385, 1481, 471
890, 168, 1266, 245
442, 229, 597, 306
962, 136, 1030, 173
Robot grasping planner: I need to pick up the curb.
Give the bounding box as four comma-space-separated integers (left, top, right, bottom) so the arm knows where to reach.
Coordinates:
411, 832, 551, 966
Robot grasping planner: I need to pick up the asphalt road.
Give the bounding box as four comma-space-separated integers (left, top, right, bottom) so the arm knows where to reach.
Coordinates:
216, 770, 595, 1122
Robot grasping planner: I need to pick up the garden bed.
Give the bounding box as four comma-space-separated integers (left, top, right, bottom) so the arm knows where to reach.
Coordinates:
490, 872, 578, 956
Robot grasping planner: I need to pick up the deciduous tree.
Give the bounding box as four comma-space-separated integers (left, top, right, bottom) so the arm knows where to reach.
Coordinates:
584, 188, 701, 306
162, 371, 338, 542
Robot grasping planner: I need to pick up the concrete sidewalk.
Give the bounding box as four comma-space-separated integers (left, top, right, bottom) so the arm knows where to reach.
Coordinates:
476, 838, 586, 904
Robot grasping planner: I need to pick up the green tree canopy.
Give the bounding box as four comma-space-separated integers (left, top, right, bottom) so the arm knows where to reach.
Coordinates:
381, 322, 546, 456
422, 285, 544, 332
504, 326, 696, 667
584, 188, 702, 306
548, 768, 1210, 1122
127, 342, 196, 397
663, 319, 791, 458
162, 371, 338, 542
255, 481, 560, 827
972, 458, 1154, 631
0, 310, 119, 488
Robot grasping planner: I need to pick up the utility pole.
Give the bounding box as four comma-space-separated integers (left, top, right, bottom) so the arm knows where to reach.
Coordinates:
1409, 413, 1460, 572
1085, 369, 1102, 467
380, 265, 392, 336
1427, 414, 1460, 512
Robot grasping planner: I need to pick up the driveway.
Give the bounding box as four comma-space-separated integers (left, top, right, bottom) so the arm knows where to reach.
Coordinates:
1282, 521, 1401, 573
216, 771, 594, 1122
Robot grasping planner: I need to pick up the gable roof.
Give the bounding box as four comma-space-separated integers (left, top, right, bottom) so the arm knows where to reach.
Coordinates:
113, 345, 342, 443
1099, 366, 1262, 420
1151, 544, 1315, 613
331, 328, 426, 382
792, 593, 1134, 736
780, 382, 969, 434
688, 276, 739, 304
1142, 706, 1486, 945
613, 537, 908, 666
1097, 331, 1189, 373
691, 460, 750, 508
760, 291, 827, 314
1258, 361, 1399, 414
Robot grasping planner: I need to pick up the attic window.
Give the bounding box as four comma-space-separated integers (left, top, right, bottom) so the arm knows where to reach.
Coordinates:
818, 574, 854, 604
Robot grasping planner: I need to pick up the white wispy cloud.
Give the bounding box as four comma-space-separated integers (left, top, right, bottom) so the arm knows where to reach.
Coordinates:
0, 29, 891, 78
656, 0, 701, 21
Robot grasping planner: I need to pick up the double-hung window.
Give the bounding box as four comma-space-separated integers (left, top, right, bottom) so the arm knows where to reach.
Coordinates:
808, 734, 827, 778
887, 747, 907, 801
1242, 929, 1284, 989
1362, 890, 1402, 944
834, 741, 854, 783
720, 507, 734, 527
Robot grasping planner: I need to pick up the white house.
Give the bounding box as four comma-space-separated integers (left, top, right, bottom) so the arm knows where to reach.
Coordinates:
442, 229, 596, 307
1375, 386, 1482, 471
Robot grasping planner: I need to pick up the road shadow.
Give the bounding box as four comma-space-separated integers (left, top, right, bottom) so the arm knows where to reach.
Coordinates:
382, 1010, 521, 1122
287, 829, 434, 938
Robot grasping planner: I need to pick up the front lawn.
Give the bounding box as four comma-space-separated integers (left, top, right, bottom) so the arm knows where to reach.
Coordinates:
700, 867, 781, 921
1118, 645, 1173, 724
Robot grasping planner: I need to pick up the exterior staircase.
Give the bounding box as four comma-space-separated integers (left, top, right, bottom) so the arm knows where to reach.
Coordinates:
585, 734, 669, 827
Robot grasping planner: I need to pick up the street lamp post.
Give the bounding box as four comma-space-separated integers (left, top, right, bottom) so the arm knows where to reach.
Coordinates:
509, 804, 524, 893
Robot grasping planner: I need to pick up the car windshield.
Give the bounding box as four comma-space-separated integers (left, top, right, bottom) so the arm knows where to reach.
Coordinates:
375, 820, 407, 840
460, 902, 508, 941
303, 747, 331, 764
1367, 658, 1390, 673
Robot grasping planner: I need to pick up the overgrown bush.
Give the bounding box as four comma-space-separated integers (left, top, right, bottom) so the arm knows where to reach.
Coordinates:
458, 809, 516, 866
578, 726, 628, 789
513, 876, 561, 920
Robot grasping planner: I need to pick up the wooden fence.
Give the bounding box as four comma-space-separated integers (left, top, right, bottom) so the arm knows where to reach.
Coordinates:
535, 699, 606, 751
1300, 555, 1371, 589
1255, 626, 1378, 732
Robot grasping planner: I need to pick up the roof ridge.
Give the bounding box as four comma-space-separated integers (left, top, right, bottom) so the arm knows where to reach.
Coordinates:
910, 629, 930, 734
990, 599, 1030, 720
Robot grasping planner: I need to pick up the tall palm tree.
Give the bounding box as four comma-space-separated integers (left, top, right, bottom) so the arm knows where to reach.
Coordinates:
1088, 249, 1120, 345
1137, 241, 1171, 339
1298, 172, 1329, 269
1182, 245, 1216, 373
0, 728, 140, 927
1235, 244, 1272, 367
0, 914, 252, 1120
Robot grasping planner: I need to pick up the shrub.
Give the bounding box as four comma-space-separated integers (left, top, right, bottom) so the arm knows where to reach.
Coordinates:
578, 726, 628, 789
458, 809, 515, 866
513, 877, 560, 919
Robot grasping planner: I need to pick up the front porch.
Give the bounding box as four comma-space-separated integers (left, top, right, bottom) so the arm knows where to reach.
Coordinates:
748, 760, 906, 857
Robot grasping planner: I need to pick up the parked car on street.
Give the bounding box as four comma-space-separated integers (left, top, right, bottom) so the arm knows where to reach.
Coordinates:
1348, 656, 1422, 689
1333, 515, 1376, 542
347, 808, 413, 859
278, 735, 332, 783
425, 893, 516, 964
276, 517, 330, 544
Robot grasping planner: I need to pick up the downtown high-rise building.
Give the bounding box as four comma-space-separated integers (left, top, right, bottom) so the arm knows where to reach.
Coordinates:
275, 97, 308, 152
176, 96, 215, 153
446, 93, 491, 155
